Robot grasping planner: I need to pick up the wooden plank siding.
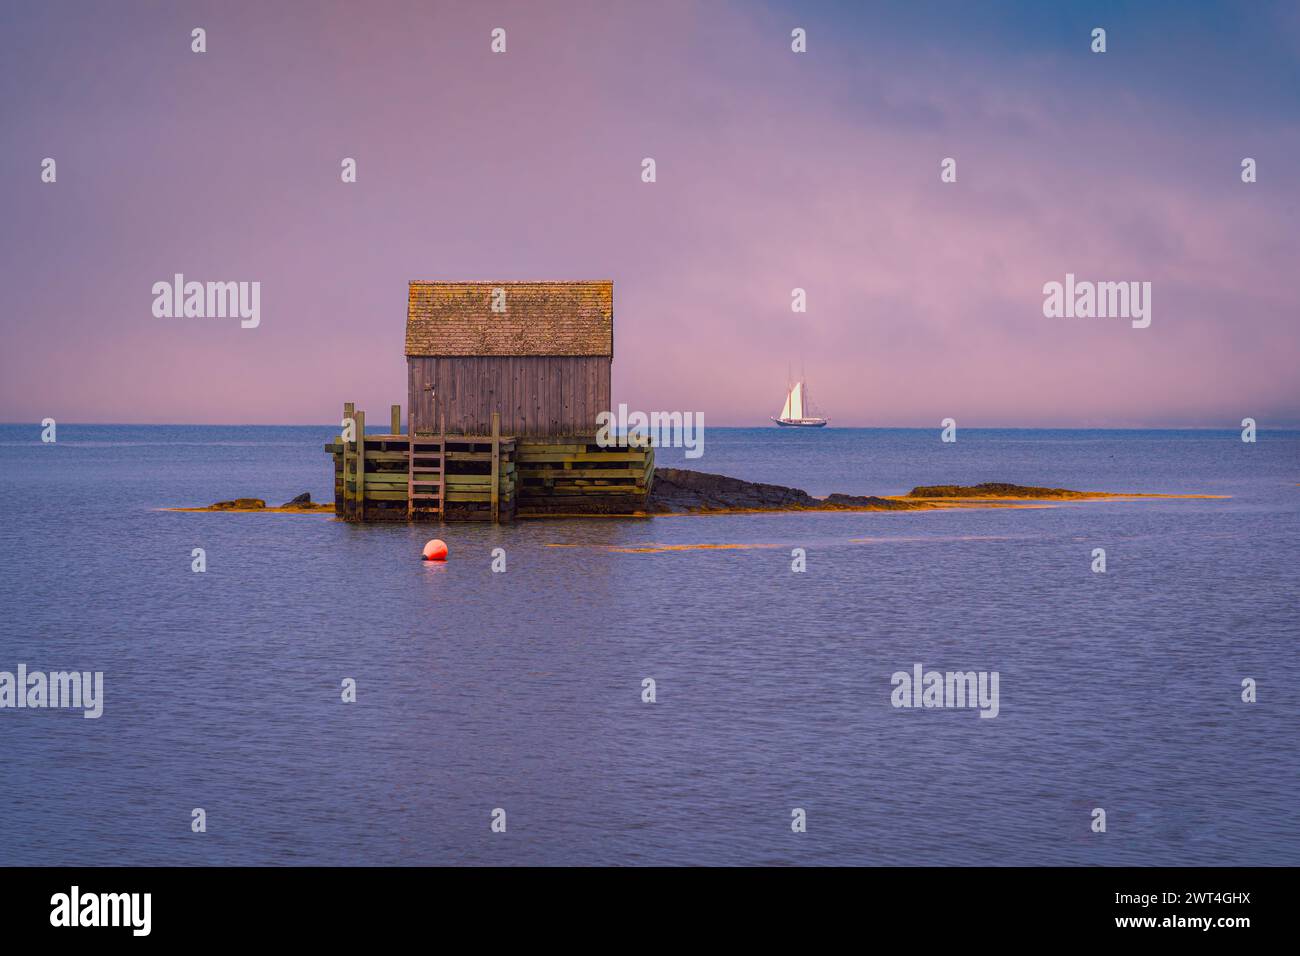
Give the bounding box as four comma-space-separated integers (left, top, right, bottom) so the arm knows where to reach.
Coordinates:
408, 355, 611, 437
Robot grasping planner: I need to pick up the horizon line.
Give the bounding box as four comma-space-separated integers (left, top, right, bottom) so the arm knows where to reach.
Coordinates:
5, 422, 1298, 431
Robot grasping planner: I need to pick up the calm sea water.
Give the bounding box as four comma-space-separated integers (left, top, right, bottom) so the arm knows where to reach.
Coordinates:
1, 425, 1296, 866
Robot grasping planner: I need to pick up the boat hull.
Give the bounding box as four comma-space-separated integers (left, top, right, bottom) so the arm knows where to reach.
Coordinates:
772, 418, 828, 427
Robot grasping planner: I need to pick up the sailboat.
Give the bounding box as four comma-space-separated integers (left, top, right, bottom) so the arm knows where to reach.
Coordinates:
772, 379, 828, 427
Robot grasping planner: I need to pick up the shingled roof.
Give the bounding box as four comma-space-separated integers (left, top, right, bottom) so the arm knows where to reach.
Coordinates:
406, 281, 613, 357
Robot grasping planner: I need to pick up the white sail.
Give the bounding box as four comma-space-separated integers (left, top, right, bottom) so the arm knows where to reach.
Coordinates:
773, 377, 826, 426
788, 382, 805, 420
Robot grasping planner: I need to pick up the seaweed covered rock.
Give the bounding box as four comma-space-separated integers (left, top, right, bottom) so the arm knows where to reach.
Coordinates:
209, 498, 267, 510
649, 468, 818, 512
648, 469, 924, 513
907, 482, 1085, 499
822, 492, 916, 510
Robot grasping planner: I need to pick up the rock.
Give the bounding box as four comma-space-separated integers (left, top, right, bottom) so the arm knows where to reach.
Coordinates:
649, 468, 817, 512
207, 498, 265, 510
648, 469, 922, 513
907, 482, 1083, 499
199, 495, 330, 513
822, 492, 915, 510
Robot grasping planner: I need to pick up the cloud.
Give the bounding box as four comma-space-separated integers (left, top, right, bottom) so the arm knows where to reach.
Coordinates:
0, 0, 1295, 425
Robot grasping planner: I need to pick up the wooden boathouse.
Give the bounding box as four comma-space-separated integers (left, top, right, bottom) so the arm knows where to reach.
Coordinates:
326, 281, 653, 522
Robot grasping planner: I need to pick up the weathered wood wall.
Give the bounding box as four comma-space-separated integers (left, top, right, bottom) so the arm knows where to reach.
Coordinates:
325, 429, 519, 522
407, 355, 611, 437
326, 433, 651, 520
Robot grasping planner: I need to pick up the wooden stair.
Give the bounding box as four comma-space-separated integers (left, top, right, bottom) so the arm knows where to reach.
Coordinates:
407, 412, 445, 519
329, 403, 526, 522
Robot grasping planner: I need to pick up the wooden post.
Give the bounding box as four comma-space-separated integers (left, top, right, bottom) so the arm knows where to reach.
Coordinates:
406, 404, 415, 520
391, 404, 400, 437
490, 410, 500, 523
343, 402, 355, 516
356, 409, 366, 521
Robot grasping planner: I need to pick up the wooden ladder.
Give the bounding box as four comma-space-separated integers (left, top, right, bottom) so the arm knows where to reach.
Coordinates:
407, 412, 445, 519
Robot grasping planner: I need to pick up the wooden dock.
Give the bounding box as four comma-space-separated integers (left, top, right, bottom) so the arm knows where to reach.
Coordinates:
514, 436, 655, 515
326, 403, 653, 522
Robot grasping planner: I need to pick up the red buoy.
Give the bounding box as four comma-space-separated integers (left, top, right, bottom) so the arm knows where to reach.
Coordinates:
422, 539, 448, 561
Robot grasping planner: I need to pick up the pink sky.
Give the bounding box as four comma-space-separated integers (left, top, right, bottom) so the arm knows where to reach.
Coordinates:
2, 0, 1297, 426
